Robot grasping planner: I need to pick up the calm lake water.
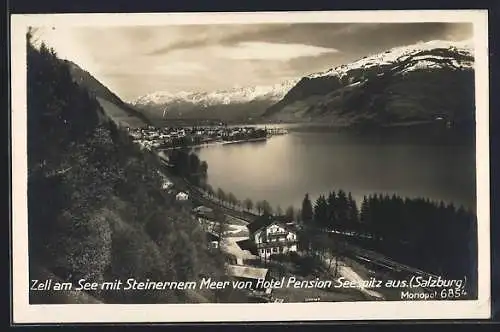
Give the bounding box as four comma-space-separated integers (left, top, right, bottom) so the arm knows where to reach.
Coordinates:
195, 128, 476, 212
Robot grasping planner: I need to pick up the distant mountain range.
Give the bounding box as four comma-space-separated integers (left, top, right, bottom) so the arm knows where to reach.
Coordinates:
131, 39, 475, 128
131, 80, 299, 123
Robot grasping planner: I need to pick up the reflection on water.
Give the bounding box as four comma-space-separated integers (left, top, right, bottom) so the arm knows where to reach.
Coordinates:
196, 130, 476, 211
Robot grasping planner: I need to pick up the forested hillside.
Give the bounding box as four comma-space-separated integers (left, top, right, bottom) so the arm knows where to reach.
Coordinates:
26, 29, 230, 304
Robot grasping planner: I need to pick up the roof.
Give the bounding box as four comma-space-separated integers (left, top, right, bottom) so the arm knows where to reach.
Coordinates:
247, 215, 274, 234
193, 205, 213, 214
196, 210, 217, 221
226, 264, 268, 280
206, 230, 219, 241
247, 215, 296, 235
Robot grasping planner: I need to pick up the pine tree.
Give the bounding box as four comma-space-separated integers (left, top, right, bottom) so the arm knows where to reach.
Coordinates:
255, 201, 264, 215
243, 198, 253, 212
285, 205, 295, 221
336, 189, 348, 231
313, 195, 328, 229
275, 205, 283, 216
347, 192, 359, 229
300, 194, 314, 254
261, 200, 273, 216
326, 191, 337, 231
301, 194, 313, 226
360, 195, 369, 224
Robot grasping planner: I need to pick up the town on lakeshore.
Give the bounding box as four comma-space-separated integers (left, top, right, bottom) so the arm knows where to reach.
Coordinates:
127, 125, 288, 151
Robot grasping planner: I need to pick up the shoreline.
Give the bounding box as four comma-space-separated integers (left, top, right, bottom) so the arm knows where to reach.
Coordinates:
158, 136, 269, 151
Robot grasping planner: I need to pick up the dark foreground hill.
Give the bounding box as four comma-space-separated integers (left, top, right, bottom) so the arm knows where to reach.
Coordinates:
26, 30, 239, 304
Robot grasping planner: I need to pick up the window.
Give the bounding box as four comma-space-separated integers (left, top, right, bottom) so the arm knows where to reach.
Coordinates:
266, 249, 270, 253
272, 248, 278, 253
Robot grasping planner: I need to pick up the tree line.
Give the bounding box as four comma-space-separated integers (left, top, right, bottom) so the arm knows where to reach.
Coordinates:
196, 182, 300, 220
221, 128, 267, 141
299, 191, 359, 231
168, 149, 208, 186
298, 191, 478, 296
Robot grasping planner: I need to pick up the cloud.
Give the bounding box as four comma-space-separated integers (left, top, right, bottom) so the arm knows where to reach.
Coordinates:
145, 24, 289, 55
154, 62, 208, 76
209, 41, 339, 61
101, 61, 207, 77
147, 39, 208, 55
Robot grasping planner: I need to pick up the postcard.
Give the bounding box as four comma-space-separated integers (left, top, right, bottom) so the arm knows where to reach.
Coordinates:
10, 10, 490, 323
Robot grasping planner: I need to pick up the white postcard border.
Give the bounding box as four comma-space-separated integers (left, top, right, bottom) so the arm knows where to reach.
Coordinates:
11, 10, 490, 323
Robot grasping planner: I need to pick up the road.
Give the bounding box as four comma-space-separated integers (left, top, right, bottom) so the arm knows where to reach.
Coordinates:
321, 254, 385, 300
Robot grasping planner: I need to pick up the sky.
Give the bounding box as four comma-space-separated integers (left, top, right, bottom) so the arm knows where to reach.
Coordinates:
33, 22, 473, 102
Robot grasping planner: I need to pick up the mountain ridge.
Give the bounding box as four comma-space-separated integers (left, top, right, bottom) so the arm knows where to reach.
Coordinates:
131, 79, 299, 123
64, 60, 152, 128
133, 79, 299, 107
262, 39, 475, 128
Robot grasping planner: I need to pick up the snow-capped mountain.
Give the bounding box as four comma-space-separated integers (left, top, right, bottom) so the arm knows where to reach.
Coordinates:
131, 79, 299, 122
307, 39, 473, 80
134, 80, 298, 106
263, 39, 475, 127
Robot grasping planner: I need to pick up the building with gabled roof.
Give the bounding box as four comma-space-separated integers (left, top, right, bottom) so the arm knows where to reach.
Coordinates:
175, 191, 189, 201
248, 215, 298, 259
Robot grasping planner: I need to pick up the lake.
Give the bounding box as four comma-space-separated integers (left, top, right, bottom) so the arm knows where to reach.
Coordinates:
195, 128, 476, 212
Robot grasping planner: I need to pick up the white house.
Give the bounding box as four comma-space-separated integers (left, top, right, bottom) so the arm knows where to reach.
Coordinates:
175, 191, 189, 201
248, 218, 298, 259
161, 180, 173, 190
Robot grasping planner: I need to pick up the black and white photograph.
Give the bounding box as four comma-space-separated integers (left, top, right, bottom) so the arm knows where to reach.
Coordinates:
11, 10, 490, 323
